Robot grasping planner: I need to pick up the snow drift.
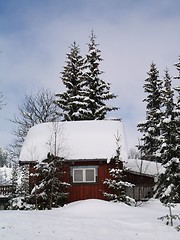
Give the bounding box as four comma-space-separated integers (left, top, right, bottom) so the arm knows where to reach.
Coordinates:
0, 199, 180, 240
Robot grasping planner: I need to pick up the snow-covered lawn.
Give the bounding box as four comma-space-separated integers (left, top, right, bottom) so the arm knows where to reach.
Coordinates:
0, 199, 179, 240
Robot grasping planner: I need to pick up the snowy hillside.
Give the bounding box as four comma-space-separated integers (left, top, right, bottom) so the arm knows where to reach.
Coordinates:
0, 199, 179, 240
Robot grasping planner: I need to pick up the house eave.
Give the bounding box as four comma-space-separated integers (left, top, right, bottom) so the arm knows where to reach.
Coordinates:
19, 158, 108, 165
66, 158, 107, 162
19, 160, 37, 166
126, 169, 156, 178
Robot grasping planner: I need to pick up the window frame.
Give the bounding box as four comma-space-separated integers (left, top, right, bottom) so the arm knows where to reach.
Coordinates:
72, 166, 97, 183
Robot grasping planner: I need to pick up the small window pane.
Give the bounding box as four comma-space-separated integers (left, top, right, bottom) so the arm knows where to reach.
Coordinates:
74, 169, 83, 182
86, 169, 95, 182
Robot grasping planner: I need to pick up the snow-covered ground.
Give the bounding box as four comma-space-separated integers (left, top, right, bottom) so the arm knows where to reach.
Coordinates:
0, 199, 179, 240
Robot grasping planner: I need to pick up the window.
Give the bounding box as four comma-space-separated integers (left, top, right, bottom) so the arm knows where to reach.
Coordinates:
72, 167, 97, 183
73, 169, 83, 182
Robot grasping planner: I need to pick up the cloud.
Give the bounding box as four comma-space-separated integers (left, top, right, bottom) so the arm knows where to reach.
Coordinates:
0, 0, 180, 150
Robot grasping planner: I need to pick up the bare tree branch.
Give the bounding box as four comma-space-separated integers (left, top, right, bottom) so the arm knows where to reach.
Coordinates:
9, 88, 62, 160
0, 91, 5, 110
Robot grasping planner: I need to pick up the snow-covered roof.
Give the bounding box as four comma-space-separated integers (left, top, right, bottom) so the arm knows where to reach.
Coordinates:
125, 159, 164, 177
19, 120, 128, 163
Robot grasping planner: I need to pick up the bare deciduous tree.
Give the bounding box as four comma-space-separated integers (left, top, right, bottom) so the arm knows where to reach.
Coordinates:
128, 147, 140, 159
9, 88, 62, 160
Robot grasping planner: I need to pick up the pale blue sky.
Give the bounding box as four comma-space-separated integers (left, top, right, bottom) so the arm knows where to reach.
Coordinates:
0, 0, 180, 150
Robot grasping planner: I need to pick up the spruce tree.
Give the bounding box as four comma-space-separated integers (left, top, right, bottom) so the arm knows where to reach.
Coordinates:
137, 62, 163, 162
19, 165, 30, 197
55, 42, 88, 121
103, 134, 134, 204
8, 164, 31, 210
7, 163, 20, 210
160, 69, 177, 165
174, 57, 180, 148
30, 153, 70, 210
155, 69, 180, 204
84, 31, 118, 119
174, 57, 180, 169
11, 163, 19, 196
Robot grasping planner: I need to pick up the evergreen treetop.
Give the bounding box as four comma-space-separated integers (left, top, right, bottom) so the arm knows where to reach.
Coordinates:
55, 42, 88, 121
55, 32, 118, 121
84, 31, 118, 120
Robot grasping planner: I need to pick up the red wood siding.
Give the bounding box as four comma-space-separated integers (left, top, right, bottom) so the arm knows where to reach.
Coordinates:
27, 160, 155, 203
63, 160, 112, 203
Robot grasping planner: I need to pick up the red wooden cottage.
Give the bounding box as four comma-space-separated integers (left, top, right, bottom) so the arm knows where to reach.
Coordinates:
19, 120, 159, 203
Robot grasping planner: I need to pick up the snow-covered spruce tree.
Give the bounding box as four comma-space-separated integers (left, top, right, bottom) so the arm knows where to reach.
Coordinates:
155, 69, 180, 201
84, 31, 118, 119
55, 42, 88, 121
103, 134, 134, 204
8, 163, 32, 210
9, 88, 61, 161
154, 68, 180, 227
154, 59, 180, 204
174, 57, 180, 149
137, 62, 163, 162
18, 165, 30, 197
159, 69, 177, 165
30, 153, 70, 210
11, 163, 19, 192
155, 155, 180, 206
7, 163, 19, 209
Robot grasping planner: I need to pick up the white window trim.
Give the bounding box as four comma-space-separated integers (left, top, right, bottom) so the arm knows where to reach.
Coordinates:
73, 167, 96, 183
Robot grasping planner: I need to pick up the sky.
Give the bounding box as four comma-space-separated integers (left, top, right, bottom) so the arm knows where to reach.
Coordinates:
0, 0, 180, 151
